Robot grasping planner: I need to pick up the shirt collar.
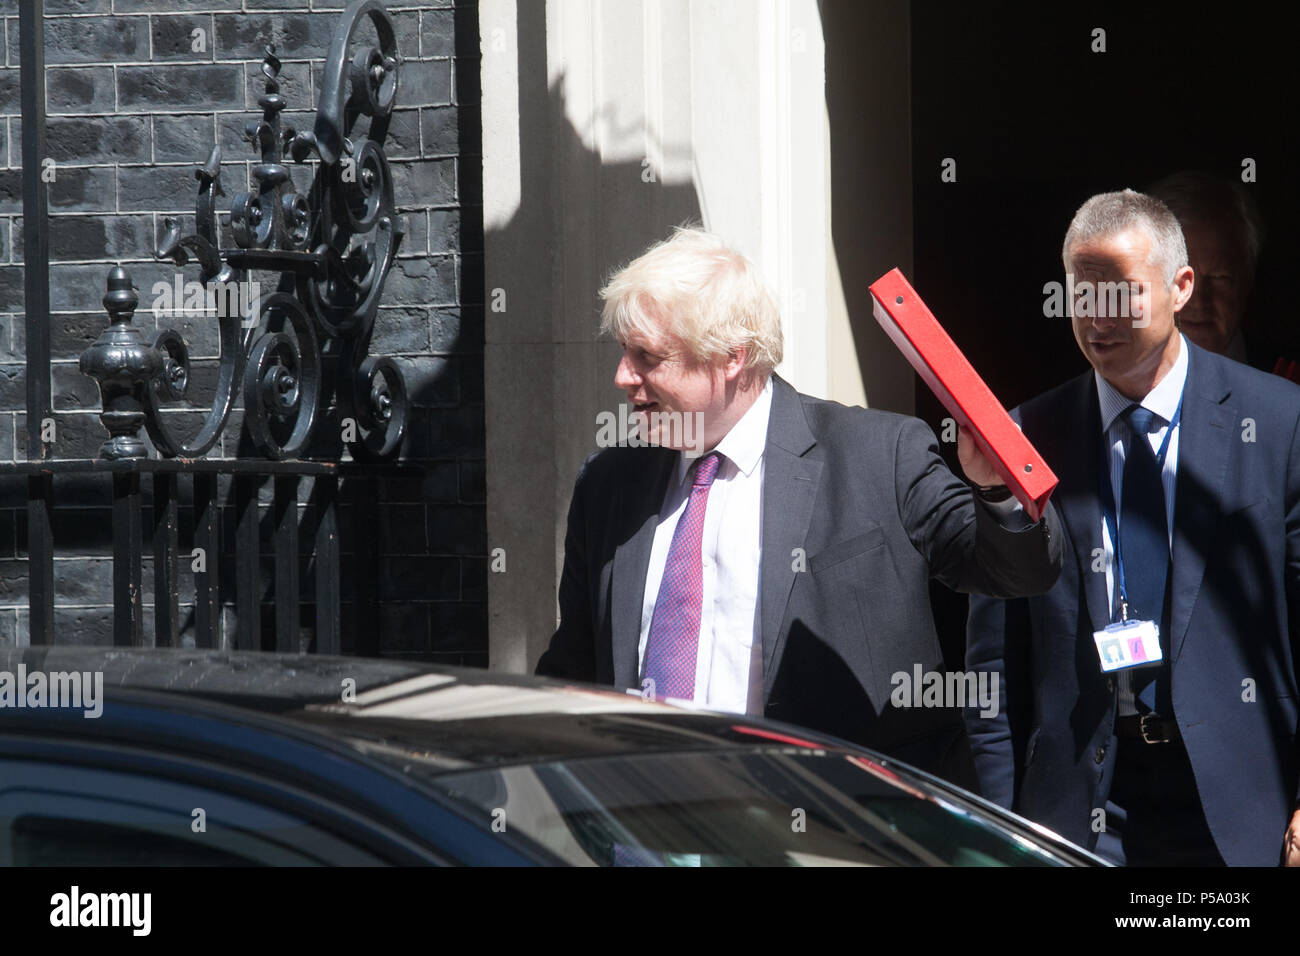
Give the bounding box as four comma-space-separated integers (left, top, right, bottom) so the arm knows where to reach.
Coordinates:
677, 375, 773, 484
1095, 333, 1189, 433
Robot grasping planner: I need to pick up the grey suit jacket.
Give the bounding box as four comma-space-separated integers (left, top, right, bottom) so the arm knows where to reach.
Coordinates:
537, 372, 1062, 784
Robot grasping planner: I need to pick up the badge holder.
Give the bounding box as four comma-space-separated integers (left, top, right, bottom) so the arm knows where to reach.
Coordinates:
1092, 598, 1163, 673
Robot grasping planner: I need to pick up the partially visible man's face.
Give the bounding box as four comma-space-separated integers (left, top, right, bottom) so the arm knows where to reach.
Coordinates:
1175, 216, 1250, 355
613, 309, 734, 452
1067, 225, 1192, 399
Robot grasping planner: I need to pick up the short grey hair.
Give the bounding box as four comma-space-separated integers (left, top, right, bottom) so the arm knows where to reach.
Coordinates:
1147, 170, 1264, 280
1061, 189, 1188, 287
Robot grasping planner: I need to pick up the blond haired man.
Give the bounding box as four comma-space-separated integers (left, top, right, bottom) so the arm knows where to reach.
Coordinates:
537, 228, 1062, 785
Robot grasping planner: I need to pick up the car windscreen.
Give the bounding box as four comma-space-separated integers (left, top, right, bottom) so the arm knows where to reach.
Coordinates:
423, 747, 1069, 866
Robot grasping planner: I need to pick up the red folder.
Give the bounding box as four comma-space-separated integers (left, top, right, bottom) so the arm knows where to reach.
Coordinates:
869, 268, 1057, 521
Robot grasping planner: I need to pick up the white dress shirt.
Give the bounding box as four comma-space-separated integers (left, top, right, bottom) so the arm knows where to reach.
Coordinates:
1095, 333, 1188, 716
637, 377, 773, 715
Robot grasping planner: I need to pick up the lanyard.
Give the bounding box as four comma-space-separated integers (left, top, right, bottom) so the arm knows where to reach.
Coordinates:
1099, 399, 1182, 622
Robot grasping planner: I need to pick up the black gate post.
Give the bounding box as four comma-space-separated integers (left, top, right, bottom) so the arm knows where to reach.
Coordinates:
273, 475, 299, 651
153, 474, 180, 646
314, 477, 340, 654
194, 474, 221, 648
112, 472, 144, 646
20, 0, 54, 645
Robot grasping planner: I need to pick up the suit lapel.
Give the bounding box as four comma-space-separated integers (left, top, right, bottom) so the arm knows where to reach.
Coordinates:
1169, 345, 1232, 663
609, 375, 822, 691
1050, 374, 1111, 635
760, 375, 822, 683
610, 447, 676, 688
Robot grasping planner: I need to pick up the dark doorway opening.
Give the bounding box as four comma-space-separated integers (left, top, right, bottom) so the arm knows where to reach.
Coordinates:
910, 0, 1299, 666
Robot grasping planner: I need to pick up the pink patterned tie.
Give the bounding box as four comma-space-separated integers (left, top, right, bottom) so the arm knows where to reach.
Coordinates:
642, 452, 722, 701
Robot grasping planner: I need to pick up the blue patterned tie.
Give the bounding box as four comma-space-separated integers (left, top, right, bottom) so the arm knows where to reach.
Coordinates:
1120, 405, 1172, 714
641, 452, 722, 701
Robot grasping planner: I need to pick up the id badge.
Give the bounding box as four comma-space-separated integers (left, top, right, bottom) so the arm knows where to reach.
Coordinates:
1092, 619, 1162, 673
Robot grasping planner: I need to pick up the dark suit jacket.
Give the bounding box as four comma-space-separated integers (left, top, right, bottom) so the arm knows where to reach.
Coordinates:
536, 373, 1062, 785
965, 341, 1300, 865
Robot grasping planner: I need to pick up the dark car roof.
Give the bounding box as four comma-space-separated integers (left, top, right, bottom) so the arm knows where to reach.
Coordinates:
0, 647, 1107, 865
0, 646, 850, 768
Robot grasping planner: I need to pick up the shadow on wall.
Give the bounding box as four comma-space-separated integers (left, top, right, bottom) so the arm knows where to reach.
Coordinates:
823, 0, 914, 416
487, 0, 704, 360
480, 0, 702, 674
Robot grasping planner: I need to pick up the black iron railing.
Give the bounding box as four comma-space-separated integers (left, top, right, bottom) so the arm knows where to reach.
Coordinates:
5, 0, 418, 652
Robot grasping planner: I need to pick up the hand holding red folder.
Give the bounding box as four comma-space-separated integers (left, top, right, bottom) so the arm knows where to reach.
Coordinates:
955, 424, 1003, 488
869, 268, 1058, 522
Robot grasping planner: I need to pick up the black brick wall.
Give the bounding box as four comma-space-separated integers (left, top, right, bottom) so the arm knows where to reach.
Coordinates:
0, 0, 486, 664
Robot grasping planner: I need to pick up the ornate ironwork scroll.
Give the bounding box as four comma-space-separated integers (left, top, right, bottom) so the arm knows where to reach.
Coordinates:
85, 0, 409, 462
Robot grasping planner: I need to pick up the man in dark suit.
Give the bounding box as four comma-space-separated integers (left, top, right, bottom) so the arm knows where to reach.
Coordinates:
536, 227, 1062, 787
965, 189, 1300, 866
